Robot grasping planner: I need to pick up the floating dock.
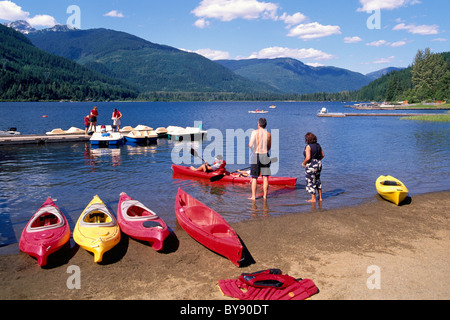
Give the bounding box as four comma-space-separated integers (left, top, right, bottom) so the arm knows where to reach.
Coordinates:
0, 134, 90, 146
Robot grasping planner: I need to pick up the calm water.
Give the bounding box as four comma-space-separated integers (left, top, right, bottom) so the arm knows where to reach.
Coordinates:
1, 101, 449, 249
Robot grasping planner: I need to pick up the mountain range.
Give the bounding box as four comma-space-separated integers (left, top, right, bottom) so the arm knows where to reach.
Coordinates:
0, 24, 137, 101
3, 20, 404, 100
216, 58, 372, 94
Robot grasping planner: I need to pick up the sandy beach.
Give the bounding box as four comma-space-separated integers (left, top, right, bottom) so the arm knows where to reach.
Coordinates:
0, 190, 448, 301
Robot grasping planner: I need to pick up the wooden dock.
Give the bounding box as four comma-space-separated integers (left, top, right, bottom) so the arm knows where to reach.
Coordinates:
0, 134, 90, 146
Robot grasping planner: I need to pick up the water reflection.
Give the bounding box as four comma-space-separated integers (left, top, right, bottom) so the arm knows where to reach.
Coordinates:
250, 199, 270, 218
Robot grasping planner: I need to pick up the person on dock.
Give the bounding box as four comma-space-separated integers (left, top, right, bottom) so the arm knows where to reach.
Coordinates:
84, 115, 90, 135
111, 109, 123, 132
249, 118, 272, 201
302, 132, 325, 203
89, 106, 99, 132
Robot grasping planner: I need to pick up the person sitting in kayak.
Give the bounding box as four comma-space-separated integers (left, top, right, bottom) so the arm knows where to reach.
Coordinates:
190, 155, 226, 173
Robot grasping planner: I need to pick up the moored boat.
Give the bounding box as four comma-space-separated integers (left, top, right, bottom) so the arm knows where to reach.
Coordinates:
124, 130, 147, 144
117, 193, 170, 251
376, 175, 409, 205
46, 127, 85, 136
248, 110, 269, 114
155, 127, 168, 138
73, 195, 121, 263
90, 131, 124, 147
172, 164, 297, 186
167, 126, 207, 141
175, 188, 244, 267
19, 198, 71, 267
0, 127, 20, 136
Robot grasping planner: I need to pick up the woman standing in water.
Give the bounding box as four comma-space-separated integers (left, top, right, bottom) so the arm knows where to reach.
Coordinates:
302, 132, 325, 203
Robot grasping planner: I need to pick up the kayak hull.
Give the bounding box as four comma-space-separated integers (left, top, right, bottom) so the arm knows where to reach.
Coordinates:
172, 165, 297, 186
19, 198, 71, 267
73, 195, 121, 263
117, 193, 170, 251
376, 175, 409, 205
175, 188, 243, 267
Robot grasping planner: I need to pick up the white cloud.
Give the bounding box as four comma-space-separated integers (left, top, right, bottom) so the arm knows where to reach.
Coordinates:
393, 23, 439, 35
0, 0, 57, 27
184, 48, 231, 60
0, 1, 28, 20
194, 18, 210, 29
432, 38, 448, 42
279, 12, 307, 27
247, 47, 334, 61
192, 0, 278, 28
287, 22, 341, 40
104, 10, 124, 18
366, 39, 407, 47
26, 14, 57, 27
373, 56, 395, 64
390, 40, 407, 47
306, 62, 325, 67
366, 40, 388, 47
344, 36, 363, 43
357, 0, 421, 12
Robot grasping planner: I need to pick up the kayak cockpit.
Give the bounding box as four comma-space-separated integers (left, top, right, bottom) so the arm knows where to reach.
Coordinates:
27, 206, 65, 232
80, 204, 117, 227
121, 200, 159, 221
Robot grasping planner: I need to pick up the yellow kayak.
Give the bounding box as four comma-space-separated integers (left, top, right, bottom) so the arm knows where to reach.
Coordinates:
73, 195, 121, 263
376, 175, 409, 205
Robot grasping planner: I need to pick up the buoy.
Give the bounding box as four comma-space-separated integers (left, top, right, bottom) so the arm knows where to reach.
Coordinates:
42, 115, 48, 118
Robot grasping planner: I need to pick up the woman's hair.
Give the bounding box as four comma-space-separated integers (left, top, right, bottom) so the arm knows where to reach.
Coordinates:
305, 132, 318, 144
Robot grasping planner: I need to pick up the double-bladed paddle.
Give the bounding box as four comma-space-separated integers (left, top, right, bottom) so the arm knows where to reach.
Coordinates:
190, 148, 207, 164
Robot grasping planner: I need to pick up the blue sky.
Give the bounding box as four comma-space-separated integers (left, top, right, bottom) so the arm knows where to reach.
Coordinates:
1, 0, 448, 74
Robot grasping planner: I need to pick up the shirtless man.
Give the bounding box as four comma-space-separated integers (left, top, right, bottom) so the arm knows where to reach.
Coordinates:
248, 118, 272, 200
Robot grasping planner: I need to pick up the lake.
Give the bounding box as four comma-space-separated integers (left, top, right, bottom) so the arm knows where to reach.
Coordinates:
1, 101, 449, 249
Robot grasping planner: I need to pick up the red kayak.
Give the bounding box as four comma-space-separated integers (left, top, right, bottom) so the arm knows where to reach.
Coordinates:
175, 188, 244, 267
117, 192, 170, 251
19, 198, 71, 267
172, 165, 297, 186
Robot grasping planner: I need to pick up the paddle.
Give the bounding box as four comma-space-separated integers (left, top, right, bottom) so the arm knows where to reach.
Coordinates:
190, 148, 207, 164
210, 157, 279, 182
210, 167, 251, 183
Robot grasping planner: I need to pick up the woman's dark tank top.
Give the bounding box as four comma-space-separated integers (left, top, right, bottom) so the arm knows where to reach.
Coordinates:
304, 143, 322, 160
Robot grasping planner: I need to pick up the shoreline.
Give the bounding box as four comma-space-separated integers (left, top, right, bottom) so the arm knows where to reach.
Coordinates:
0, 190, 448, 300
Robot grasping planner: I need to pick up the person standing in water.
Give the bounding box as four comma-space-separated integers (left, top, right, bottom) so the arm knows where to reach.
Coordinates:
248, 118, 272, 201
302, 132, 325, 203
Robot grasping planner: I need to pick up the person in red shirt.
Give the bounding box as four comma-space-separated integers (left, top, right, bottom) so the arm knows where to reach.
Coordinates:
84, 115, 90, 135
111, 109, 122, 132
89, 106, 99, 132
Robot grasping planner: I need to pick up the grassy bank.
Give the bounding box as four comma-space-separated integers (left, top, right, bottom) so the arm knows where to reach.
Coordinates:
401, 111, 450, 122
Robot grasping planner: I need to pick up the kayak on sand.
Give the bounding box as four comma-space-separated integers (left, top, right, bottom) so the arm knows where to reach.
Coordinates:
175, 188, 244, 267
19, 197, 71, 267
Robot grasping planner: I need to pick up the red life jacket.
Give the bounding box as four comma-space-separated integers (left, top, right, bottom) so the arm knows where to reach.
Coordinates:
218, 269, 319, 300
216, 160, 227, 174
